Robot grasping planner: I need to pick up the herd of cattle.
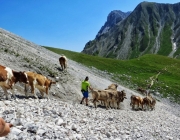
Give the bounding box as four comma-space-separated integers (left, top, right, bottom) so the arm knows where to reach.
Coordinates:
0, 55, 156, 111
0, 56, 68, 100
89, 84, 156, 111
0, 64, 56, 100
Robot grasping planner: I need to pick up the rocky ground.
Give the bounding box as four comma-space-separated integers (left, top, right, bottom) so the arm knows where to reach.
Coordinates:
0, 28, 180, 139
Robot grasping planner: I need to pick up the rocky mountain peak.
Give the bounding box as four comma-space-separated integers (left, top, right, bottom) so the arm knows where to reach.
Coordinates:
97, 10, 131, 37
82, 2, 180, 60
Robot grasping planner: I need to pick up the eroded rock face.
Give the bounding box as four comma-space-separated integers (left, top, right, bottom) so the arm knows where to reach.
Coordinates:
0, 98, 179, 140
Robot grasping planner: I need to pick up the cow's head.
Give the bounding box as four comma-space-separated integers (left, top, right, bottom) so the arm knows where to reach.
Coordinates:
46, 79, 56, 90
118, 90, 127, 102
121, 90, 127, 99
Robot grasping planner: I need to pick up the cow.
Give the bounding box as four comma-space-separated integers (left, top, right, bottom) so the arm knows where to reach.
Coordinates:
24, 71, 56, 99
143, 94, 156, 111
109, 90, 127, 109
59, 55, 67, 71
91, 88, 127, 110
0, 65, 29, 100
91, 88, 111, 109
100, 83, 118, 106
130, 95, 144, 110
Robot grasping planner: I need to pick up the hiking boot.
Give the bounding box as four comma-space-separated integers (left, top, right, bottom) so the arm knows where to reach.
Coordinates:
80, 101, 82, 104
86, 104, 88, 106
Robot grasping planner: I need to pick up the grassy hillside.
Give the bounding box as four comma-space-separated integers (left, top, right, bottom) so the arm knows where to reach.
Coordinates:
45, 46, 180, 103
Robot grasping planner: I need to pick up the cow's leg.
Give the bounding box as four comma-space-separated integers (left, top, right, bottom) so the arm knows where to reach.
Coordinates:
10, 89, 16, 99
34, 92, 38, 99
141, 103, 144, 111
105, 101, 109, 110
117, 101, 120, 109
63, 64, 65, 70
30, 84, 38, 99
114, 101, 117, 109
61, 64, 63, 71
94, 101, 97, 108
107, 100, 110, 108
2, 87, 9, 100
93, 99, 97, 108
24, 84, 29, 98
143, 103, 146, 111
147, 102, 151, 110
132, 104, 134, 110
45, 88, 49, 100
40, 91, 44, 98
111, 101, 115, 109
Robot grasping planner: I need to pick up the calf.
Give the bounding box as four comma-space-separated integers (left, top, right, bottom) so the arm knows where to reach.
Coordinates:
130, 95, 144, 110
59, 56, 67, 71
24, 71, 56, 99
0, 65, 28, 99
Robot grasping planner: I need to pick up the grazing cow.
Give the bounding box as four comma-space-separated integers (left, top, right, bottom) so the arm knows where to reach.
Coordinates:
24, 71, 56, 99
59, 56, 67, 71
130, 95, 144, 110
0, 65, 29, 99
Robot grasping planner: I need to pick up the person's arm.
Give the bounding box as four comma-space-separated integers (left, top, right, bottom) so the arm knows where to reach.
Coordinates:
88, 84, 93, 90
0, 118, 13, 137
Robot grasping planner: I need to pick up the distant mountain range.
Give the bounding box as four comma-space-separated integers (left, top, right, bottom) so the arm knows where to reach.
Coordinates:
82, 2, 180, 59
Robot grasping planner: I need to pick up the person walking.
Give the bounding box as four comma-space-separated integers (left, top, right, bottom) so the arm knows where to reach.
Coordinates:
80, 76, 92, 106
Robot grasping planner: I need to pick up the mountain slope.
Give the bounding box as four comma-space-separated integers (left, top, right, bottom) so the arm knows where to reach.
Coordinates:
0, 27, 121, 102
0, 28, 180, 139
82, 2, 180, 59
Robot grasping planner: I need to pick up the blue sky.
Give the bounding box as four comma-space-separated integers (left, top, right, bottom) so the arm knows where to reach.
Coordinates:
0, 0, 179, 52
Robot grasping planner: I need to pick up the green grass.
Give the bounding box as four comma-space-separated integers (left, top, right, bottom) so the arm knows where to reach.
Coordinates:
45, 46, 180, 103
158, 24, 172, 55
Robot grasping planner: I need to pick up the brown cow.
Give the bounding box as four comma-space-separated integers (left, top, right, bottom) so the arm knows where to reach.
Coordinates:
91, 88, 127, 110
0, 65, 29, 99
100, 83, 118, 106
59, 56, 67, 71
130, 95, 144, 110
109, 90, 127, 109
143, 94, 156, 111
91, 88, 111, 109
24, 71, 56, 99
